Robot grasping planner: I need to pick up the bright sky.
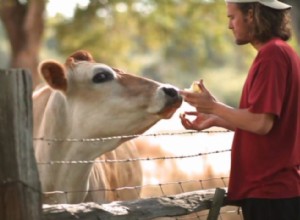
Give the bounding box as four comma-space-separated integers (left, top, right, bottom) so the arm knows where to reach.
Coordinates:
46, 0, 154, 18
46, 0, 90, 18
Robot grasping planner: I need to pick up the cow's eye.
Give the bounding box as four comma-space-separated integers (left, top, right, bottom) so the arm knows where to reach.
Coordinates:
92, 70, 114, 83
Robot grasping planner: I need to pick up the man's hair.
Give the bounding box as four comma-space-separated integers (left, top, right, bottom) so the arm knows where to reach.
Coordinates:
237, 3, 292, 42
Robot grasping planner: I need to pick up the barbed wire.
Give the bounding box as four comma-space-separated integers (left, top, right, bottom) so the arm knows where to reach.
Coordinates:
1, 177, 229, 200
1, 177, 240, 219
37, 149, 231, 165
31, 128, 235, 218
33, 129, 232, 143
42, 177, 229, 196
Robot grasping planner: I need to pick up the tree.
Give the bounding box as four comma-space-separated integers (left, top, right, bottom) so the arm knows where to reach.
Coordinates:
0, 0, 298, 90
53, 0, 236, 85
0, 0, 45, 88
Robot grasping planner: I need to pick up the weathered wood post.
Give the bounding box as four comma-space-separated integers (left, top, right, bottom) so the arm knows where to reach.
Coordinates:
0, 69, 42, 220
207, 188, 226, 220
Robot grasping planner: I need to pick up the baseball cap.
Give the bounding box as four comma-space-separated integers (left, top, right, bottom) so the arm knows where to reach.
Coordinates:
225, 0, 292, 10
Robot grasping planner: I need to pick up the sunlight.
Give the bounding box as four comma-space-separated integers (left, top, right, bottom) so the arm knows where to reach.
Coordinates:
46, 0, 89, 18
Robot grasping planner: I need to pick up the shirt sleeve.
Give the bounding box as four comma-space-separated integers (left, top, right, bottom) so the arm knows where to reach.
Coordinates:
248, 46, 288, 117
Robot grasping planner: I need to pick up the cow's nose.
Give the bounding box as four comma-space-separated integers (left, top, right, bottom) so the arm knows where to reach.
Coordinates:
162, 87, 179, 98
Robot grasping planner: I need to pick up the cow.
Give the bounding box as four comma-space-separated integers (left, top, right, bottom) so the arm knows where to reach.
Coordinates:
33, 50, 182, 204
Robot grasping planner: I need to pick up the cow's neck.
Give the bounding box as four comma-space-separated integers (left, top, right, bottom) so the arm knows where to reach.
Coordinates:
34, 91, 124, 203
40, 139, 124, 203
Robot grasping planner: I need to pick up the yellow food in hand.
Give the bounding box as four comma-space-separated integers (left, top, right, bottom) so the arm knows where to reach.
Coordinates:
185, 81, 201, 93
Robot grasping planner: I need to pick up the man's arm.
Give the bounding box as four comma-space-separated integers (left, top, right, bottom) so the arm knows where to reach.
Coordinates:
213, 102, 275, 135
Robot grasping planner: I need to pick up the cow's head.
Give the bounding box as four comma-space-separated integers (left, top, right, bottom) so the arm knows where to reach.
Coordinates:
35, 50, 183, 203
38, 50, 182, 138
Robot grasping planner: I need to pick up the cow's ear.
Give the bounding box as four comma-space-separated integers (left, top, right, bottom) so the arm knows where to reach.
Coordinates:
38, 61, 67, 92
66, 50, 95, 64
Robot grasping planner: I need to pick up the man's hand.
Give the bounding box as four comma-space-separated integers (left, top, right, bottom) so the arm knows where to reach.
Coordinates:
179, 111, 217, 131
180, 79, 217, 115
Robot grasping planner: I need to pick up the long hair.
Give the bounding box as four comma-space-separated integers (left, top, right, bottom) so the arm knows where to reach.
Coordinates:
237, 3, 292, 42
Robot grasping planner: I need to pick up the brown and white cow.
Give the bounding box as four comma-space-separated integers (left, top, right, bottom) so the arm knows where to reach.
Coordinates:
33, 50, 182, 204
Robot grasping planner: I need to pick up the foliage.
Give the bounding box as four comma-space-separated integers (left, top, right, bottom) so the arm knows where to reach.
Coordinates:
1, 0, 299, 104
47, 0, 258, 105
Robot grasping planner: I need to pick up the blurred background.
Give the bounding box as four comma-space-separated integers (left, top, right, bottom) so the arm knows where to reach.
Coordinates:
0, 0, 299, 107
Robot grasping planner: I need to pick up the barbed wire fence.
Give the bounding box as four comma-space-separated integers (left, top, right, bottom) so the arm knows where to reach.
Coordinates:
34, 130, 243, 219
0, 69, 243, 220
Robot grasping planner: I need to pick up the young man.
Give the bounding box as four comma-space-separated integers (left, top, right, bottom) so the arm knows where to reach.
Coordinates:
179, 0, 300, 219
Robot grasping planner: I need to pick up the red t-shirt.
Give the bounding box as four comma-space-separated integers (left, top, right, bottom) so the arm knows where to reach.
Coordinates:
228, 38, 300, 201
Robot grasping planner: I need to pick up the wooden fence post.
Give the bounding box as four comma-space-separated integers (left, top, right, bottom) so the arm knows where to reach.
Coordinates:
0, 69, 42, 220
207, 188, 226, 220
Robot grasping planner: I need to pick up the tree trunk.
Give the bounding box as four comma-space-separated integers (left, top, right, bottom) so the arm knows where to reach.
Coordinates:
0, 0, 45, 88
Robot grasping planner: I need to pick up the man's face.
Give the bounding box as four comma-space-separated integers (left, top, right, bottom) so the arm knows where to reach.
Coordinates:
226, 3, 253, 45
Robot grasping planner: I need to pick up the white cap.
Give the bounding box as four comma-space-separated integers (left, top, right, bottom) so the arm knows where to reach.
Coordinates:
225, 0, 292, 10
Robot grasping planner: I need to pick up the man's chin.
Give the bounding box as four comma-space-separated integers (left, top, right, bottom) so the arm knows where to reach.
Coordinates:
235, 39, 250, 45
